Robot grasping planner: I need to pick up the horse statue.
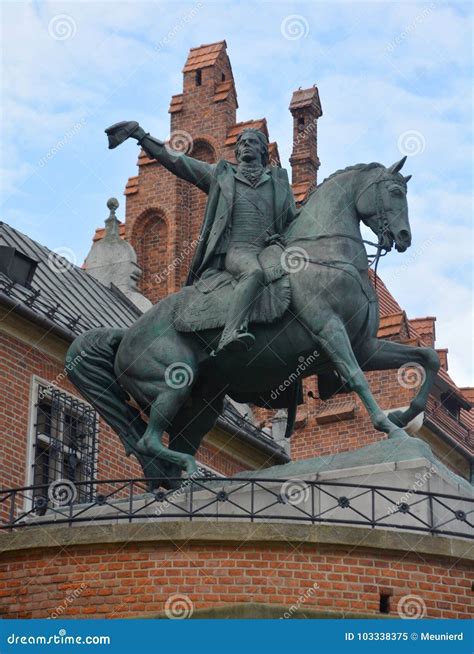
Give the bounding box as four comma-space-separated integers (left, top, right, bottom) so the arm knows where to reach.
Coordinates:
67, 156, 440, 488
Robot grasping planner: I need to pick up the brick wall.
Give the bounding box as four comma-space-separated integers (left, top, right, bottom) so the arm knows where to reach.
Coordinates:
0, 332, 143, 492
0, 539, 470, 619
278, 372, 415, 461
0, 331, 252, 499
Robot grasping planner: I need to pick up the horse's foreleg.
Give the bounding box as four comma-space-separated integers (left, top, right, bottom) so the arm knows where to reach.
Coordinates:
315, 317, 408, 439
355, 338, 440, 428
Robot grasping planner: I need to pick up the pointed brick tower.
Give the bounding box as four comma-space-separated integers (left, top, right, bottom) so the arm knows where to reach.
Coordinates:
123, 41, 241, 302
92, 41, 314, 301
289, 86, 322, 204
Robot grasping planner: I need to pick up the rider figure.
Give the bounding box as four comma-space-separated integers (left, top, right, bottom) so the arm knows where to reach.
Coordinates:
105, 122, 296, 355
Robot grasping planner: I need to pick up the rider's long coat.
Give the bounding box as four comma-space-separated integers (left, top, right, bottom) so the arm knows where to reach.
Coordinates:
144, 144, 296, 284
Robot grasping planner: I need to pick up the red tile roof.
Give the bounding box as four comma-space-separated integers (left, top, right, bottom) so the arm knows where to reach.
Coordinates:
225, 118, 268, 146
292, 181, 312, 204
369, 271, 403, 316
214, 80, 234, 103
169, 94, 184, 114
183, 40, 227, 73
377, 311, 410, 339
289, 86, 322, 115
268, 142, 280, 167
436, 348, 448, 371
124, 176, 139, 195
409, 316, 436, 345
460, 388, 474, 405
93, 221, 126, 242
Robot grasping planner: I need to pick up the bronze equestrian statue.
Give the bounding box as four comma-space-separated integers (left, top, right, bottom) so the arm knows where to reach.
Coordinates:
66, 121, 440, 488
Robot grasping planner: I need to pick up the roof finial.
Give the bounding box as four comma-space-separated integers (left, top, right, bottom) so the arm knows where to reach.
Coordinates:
105, 197, 120, 239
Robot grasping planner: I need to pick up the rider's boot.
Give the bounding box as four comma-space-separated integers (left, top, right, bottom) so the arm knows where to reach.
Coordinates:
212, 270, 263, 357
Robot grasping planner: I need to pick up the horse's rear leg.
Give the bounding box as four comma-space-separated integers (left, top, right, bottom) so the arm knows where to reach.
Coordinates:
315, 317, 408, 439
355, 338, 440, 427
135, 374, 199, 475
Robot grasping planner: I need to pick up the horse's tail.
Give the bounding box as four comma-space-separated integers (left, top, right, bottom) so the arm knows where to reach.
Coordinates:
66, 328, 140, 449
66, 328, 180, 489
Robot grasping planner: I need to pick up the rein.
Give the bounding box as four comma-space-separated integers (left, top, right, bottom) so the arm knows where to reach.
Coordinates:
288, 171, 396, 288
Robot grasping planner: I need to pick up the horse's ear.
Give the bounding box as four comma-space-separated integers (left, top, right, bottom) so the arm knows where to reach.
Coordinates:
404, 174, 412, 183
388, 156, 407, 174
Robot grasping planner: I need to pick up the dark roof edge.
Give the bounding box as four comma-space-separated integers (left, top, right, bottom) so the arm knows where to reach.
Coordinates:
434, 377, 471, 410
109, 283, 143, 318
0, 291, 75, 345
215, 414, 290, 465
423, 416, 473, 461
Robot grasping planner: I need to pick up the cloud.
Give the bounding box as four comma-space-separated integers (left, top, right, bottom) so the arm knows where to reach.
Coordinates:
1, 0, 472, 385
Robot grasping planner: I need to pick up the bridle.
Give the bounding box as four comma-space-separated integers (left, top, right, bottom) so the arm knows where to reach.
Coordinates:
354, 172, 403, 285
284, 171, 407, 288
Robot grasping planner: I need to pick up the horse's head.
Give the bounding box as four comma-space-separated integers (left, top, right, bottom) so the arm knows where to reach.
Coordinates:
355, 157, 412, 252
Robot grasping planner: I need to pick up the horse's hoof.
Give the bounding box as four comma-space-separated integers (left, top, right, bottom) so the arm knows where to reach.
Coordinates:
387, 409, 406, 427
388, 427, 410, 440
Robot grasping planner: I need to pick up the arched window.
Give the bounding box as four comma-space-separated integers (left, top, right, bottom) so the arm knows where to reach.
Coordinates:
133, 211, 169, 304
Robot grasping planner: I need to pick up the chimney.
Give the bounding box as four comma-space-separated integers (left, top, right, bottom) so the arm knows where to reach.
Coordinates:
289, 85, 322, 187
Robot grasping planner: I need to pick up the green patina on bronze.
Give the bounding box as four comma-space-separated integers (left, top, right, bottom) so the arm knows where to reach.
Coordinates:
66, 120, 440, 488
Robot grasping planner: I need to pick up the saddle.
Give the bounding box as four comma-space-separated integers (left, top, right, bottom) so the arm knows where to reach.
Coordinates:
173, 244, 291, 333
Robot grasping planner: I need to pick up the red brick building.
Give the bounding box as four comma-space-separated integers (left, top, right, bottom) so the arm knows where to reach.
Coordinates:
0, 41, 472, 620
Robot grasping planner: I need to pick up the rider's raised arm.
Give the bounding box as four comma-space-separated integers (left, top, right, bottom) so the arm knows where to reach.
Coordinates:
137, 130, 214, 194
105, 121, 214, 193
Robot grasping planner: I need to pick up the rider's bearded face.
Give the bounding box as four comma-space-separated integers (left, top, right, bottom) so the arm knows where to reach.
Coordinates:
236, 133, 264, 165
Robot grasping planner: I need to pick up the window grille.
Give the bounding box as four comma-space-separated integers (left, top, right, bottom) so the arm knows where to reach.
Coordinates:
31, 383, 98, 507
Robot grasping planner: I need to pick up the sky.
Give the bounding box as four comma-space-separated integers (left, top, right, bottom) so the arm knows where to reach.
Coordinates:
1, 0, 472, 385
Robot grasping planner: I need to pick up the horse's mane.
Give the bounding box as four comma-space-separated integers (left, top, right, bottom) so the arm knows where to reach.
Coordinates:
305, 162, 385, 201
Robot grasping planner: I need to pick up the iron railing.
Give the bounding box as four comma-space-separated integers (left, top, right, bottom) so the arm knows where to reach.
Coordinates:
0, 477, 472, 539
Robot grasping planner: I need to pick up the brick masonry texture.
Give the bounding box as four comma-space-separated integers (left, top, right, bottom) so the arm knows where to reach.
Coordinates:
0, 540, 471, 619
